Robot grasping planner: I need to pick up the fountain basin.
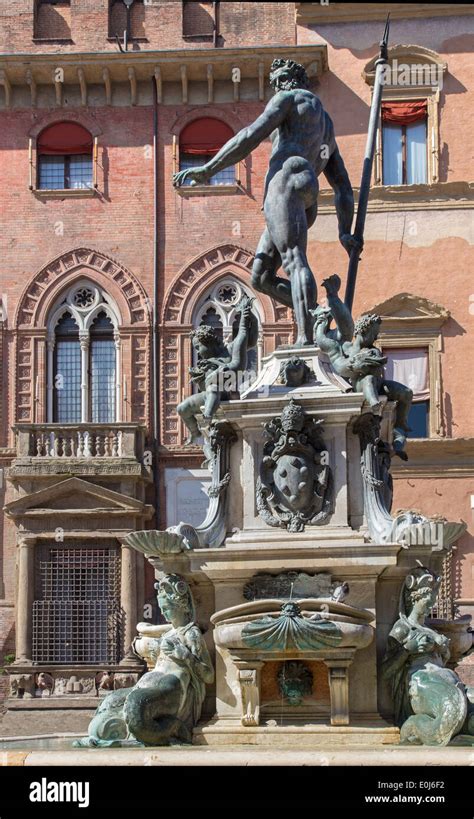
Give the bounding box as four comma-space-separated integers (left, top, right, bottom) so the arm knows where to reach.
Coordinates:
212, 598, 374, 651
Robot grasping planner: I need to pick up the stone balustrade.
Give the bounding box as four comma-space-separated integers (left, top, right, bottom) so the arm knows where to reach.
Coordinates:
13, 424, 145, 460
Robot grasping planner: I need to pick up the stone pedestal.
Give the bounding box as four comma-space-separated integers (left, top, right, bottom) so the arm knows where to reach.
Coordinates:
140, 344, 464, 748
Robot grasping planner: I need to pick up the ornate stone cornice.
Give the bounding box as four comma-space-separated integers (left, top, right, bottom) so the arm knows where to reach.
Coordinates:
317, 182, 474, 214
0, 44, 327, 109
297, 3, 473, 23
363, 44, 447, 85
391, 437, 474, 478
368, 292, 450, 324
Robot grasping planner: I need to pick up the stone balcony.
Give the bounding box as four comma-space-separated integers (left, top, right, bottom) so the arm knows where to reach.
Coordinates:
8, 423, 151, 482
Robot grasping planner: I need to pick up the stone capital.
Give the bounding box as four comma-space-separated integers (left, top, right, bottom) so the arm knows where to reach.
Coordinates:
79, 330, 90, 350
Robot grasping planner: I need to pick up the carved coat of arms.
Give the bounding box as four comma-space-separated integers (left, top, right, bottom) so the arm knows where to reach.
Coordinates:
256, 400, 332, 532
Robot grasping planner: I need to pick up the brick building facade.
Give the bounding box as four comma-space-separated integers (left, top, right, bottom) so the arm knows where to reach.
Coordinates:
0, 2, 473, 723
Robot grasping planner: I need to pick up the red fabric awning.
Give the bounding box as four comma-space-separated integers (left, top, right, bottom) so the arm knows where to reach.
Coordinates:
38, 122, 93, 156
381, 101, 427, 125
180, 118, 234, 155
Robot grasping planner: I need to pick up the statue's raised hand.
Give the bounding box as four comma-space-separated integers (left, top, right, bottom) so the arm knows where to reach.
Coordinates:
321, 274, 341, 297
405, 630, 436, 655
173, 166, 211, 188
310, 305, 331, 326
340, 233, 363, 257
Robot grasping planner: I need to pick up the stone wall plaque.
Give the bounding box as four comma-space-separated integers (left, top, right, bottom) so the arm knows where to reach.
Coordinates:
164, 467, 212, 528
243, 571, 334, 601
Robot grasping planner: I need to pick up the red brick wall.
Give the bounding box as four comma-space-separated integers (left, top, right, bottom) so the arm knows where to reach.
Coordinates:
157, 102, 271, 303
183, 1, 215, 37
0, 1, 296, 53
35, 2, 72, 40
0, 98, 292, 450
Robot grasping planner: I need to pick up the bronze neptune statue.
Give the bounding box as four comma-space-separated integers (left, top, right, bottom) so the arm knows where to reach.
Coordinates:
173, 58, 360, 346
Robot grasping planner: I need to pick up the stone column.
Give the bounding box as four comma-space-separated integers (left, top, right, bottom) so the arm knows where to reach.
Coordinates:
120, 542, 140, 664
15, 538, 35, 664
114, 329, 121, 423
325, 659, 352, 726
257, 330, 264, 370
46, 334, 55, 422
79, 330, 89, 423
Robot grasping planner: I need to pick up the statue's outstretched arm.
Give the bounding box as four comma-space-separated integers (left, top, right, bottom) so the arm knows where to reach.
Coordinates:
313, 310, 338, 354
173, 93, 291, 186
321, 275, 354, 343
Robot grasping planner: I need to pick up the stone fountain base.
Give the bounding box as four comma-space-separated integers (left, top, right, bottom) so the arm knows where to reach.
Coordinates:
193, 718, 399, 747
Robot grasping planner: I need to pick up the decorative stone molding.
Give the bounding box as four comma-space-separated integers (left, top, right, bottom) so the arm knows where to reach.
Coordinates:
235, 662, 263, 727
16, 248, 150, 328
4, 476, 154, 520
9, 674, 35, 699
324, 660, 352, 727
170, 106, 245, 137
317, 182, 474, 213
367, 292, 449, 438
297, 3, 472, 22
13, 248, 152, 426
7, 666, 142, 701
368, 292, 450, 332
363, 44, 447, 85
27, 111, 103, 140
162, 244, 276, 325
0, 45, 328, 111
160, 244, 292, 447
390, 437, 474, 478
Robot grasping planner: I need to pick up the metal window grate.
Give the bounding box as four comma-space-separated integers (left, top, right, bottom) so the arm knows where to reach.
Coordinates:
33, 546, 122, 664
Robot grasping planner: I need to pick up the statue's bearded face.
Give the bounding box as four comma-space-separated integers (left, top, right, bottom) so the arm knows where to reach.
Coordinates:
269, 60, 309, 92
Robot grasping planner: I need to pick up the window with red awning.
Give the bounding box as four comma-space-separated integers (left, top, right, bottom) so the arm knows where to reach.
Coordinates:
37, 122, 93, 156
381, 100, 427, 125
179, 118, 234, 156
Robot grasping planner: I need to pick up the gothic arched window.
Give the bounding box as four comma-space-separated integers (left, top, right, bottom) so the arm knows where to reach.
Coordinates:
53, 311, 81, 423
49, 283, 120, 423
193, 278, 263, 385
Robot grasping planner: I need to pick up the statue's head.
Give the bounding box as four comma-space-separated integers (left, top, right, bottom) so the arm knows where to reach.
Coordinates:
354, 313, 382, 345
400, 566, 441, 617
270, 58, 310, 91
190, 325, 222, 359
156, 574, 195, 626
